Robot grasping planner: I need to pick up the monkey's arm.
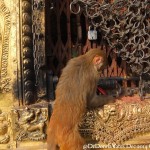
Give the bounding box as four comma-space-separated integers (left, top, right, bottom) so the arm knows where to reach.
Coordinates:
87, 94, 116, 109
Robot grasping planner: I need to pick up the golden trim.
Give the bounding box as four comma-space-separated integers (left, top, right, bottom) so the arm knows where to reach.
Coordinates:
0, 0, 11, 92
79, 99, 150, 144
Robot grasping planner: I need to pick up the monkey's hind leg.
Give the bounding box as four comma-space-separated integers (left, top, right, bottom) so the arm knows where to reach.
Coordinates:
59, 128, 85, 150
47, 126, 58, 150
47, 135, 58, 150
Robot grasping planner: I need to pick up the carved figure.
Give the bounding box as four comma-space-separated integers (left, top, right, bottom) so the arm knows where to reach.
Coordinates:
13, 108, 47, 141
0, 109, 10, 144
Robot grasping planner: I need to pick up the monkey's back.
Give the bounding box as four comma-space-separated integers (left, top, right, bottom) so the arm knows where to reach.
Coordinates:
47, 49, 105, 149
50, 55, 87, 128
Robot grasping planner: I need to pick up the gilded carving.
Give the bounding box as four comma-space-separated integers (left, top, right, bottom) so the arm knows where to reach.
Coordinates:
22, 25, 32, 35
22, 1, 31, 12
0, 78, 11, 92
0, 0, 11, 93
22, 13, 32, 24
21, 0, 35, 104
12, 107, 48, 141
0, 109, 10, 144
79, 100, 150, 144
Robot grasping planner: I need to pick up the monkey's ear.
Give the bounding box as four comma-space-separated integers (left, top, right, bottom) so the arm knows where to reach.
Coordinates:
93, 55, 103, 65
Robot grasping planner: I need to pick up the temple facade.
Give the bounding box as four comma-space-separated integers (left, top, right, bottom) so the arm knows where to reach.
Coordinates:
0, 0, 150, 149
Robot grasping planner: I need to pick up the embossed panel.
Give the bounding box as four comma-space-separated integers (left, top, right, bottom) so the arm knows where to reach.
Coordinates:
79, 98, 150, 145
0, 109, 10, 144
12, 105, 48, 142
0, 0, 11, 93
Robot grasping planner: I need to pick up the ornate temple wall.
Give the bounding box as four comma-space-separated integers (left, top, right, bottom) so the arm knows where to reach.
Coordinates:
0, 0, 19, 148
0, 0, 19, 106
0, 0, 150, 149
0, 0, 48, 149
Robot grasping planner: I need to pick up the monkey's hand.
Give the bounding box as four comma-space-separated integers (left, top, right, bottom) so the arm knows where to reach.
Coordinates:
100, 95, 116, 105
104, 95, 116, 104
87, 95, 116, 109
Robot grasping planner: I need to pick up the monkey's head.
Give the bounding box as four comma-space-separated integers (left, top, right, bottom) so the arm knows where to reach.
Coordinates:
85, 48, 107, 73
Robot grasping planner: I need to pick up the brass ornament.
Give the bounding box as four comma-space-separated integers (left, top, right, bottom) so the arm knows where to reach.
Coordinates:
79, 100, 150, 144
12, 106, 48, 141
0, 0, 11, 93
0, 109, 10, 144
21, 0, 35, 104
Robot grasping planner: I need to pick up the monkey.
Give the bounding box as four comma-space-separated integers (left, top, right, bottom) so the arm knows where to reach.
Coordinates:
47, 48, 116, 150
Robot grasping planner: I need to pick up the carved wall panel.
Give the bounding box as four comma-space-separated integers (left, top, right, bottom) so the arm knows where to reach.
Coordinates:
0, 109, 10, 144
0, 0, 36, 105
0, 0, 20, 148
0, 0, 48, 149
0, 0, 11, 93
0, 0, 22, 105
0, 107, 14, 150
0, 104, 48, 149
11, 105, 48, 142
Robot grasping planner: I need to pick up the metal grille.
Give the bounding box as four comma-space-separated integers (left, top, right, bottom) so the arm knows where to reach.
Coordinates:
45, 0, 150, 98
70, 0, 150, 98
70, 0, 150, 77
46, 0, 127, 78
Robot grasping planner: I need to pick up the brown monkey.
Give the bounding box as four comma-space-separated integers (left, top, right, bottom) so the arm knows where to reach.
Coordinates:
47, 49, 115, 150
